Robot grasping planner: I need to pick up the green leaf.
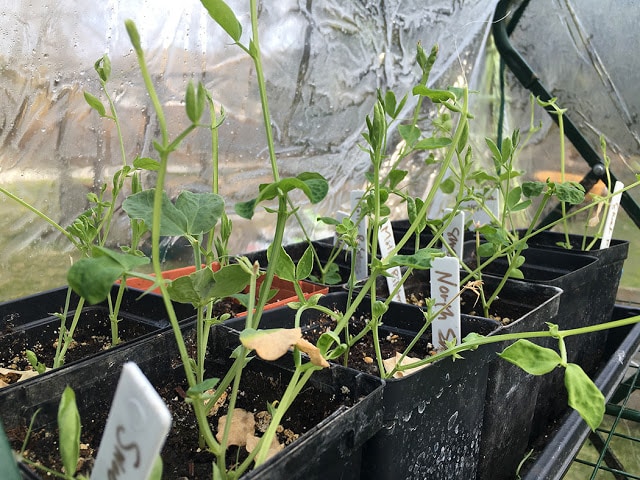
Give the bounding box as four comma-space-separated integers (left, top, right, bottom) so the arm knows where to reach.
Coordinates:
58, 386, 81, 477
133, 157, 160, 171
25, 350, 47, 374
398, 124, 421, 146
0, 420, 21, 480
123, 189, 188, 236
149, 456, 163, 480
506, 186, 522, 210
93, 245, 150, 271
68, 258, 122, 304
383, 90, 397, 117
186, 377, 220, 397
476, 242, 495, 257
439, 178, 455, 194
296, 172, 329, 204
268, 245, 296, 283
485, 137, 502, 165
200, 0, 242, 42
168, 264, 250, 306
414, 137, 452, 150
501, 136, 513, 161
235, 198, 257, 219
412, 85, 456, 103
167, 274, 203, 305
371, 300, 388, 318
67, 247, 149, 303
175, 190, 224, 235
185, 80, 206, 123
388, 169, 408, 190
564, 363, 605, 431
94, 54, 111, 83
499, 339, 562, 375
387, 247, 443, 269
235, 173, 328, 219
296, 246, 314, 281
508, 268, 524, 279
511, 199, 532, 212
555, 181, 586, 205
84, 92, 106, 117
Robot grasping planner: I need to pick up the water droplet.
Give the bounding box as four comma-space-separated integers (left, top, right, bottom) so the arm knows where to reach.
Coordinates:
448, 411, 459, 430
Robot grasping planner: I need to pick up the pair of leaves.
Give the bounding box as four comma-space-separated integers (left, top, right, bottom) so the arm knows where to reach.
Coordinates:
267, 245, 313, 284
385, 247, 444, 270
500, 339, 605, 431
123, 189, 224, 237
167, 263, 251, 308
235, 172, 328, 220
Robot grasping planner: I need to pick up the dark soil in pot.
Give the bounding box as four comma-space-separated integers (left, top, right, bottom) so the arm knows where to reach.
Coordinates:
0, 285, 197, 387
12, 360, 352, 478
9, 325, 384, 480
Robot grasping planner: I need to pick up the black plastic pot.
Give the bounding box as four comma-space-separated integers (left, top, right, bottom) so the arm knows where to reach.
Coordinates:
4, 321, 384, 479
364, 264, 569, 480
520, 305, 640, 480
463, 247, 599, 480
228, 283, 562, 480
518, 230, 629, 373
0, 285, 196, 386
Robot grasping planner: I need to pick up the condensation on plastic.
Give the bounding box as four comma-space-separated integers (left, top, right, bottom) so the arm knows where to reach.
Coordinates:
0, 0, 499, 299
498, 0, 640, 196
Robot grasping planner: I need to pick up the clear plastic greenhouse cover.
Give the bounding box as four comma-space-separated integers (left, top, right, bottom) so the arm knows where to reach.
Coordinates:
503, 0, 640, 199
1, 0, 638, 300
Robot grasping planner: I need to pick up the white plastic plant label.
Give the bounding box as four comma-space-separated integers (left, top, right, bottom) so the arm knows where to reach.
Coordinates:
430, 256, 461, 349
377, 220, 406, 303
600, 181, 624, 249
442, 209, 465, 259
350, 190, 368, 280
92, 362, 171, 480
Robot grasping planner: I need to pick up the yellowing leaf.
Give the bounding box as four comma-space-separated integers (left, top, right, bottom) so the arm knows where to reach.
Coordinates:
240, 328, 302, 361
216, 408, 255, 446
295, 338, 329, 368
383, 352, 428, 378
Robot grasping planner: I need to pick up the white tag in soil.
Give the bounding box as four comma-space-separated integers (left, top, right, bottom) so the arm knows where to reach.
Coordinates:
92, 362, 171, 480
442, 209, 465, 259
350, 190, 368, 281
377, 220, 406, 303
600, 181, 624, 249
430, 257, 461, 349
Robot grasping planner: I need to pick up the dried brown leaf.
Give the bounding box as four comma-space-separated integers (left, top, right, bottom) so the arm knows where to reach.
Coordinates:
241, 328, 302, 361
215, 408, 255, 446
245, 434, 284, 461
295, 338, 329, 368
383, 352, 427, 378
